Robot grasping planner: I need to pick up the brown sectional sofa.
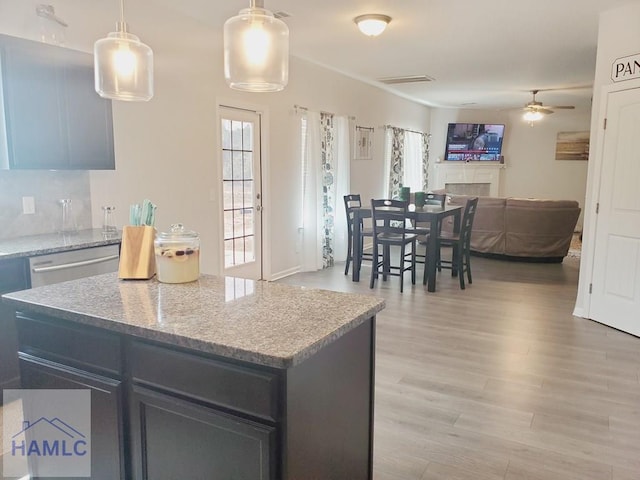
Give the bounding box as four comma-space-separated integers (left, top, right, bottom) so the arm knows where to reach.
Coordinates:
442, 195, 581, 262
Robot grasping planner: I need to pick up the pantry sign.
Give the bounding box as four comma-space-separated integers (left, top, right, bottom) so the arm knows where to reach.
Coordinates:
611, 53, 640, 82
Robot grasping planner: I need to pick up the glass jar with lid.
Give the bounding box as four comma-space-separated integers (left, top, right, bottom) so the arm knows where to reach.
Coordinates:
154, 224, 200, 283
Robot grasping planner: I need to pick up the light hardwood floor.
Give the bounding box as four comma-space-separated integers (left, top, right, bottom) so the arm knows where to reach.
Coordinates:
277, 254, 640, 480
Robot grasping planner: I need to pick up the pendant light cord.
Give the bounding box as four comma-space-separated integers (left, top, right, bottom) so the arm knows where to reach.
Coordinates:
117, 0, 128, 33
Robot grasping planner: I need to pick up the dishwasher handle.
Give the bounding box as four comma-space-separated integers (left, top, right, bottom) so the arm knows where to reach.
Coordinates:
31, 254, 120, 274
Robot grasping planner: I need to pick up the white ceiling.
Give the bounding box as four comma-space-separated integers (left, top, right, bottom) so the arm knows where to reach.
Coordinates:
160, 0, 638, 113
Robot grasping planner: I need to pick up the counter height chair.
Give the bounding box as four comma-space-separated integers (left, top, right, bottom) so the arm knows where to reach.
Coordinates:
408, 193, 447, 267
370, 199, 418, 293
428, 196, 478, 289
344, 194, 373, 275
408, 192, 447, 230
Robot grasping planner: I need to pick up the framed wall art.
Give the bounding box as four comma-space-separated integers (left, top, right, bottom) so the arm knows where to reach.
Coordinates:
555, 131, 590, 161
354, 126, 374, 160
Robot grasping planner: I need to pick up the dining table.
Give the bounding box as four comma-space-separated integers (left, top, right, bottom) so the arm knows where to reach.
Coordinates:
351, 203, 463, 292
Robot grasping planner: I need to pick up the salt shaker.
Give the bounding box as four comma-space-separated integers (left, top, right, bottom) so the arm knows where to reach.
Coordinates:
101, 206, 117, 234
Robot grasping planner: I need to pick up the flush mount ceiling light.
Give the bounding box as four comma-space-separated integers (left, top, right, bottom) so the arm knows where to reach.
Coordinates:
224, 0, 290, 92
354, 14, 391, 37
94, 0, 154, 101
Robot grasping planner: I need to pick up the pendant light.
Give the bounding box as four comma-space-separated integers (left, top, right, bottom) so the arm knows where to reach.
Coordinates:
94, 0, 154, 101
224, 0, 289, 92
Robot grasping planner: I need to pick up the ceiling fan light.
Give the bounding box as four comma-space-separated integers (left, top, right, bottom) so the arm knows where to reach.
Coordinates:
354, 14, 391, 37
523, 110, 543, 122
224, 1, 289, 92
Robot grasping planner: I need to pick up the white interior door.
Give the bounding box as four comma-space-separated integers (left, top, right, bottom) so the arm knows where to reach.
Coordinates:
590, 87, 640, 336
220, 106, 263, 280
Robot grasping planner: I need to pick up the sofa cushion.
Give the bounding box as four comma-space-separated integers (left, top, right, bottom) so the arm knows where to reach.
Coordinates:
446, 195, 507, 254
504, 198, 580, 257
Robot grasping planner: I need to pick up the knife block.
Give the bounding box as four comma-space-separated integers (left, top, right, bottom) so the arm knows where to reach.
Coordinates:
118, 226, 156, 280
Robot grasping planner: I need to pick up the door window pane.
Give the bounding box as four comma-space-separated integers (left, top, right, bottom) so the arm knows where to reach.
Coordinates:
222, 116, 257, 269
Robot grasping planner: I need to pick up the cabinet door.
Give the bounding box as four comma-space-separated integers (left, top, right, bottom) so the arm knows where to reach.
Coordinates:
2, 40, 67, 169
19, 354, 126, 480
0, 34, 115, 170
130, 386, 275, 480
63, 54, 115, 170
0, 258, 28, 395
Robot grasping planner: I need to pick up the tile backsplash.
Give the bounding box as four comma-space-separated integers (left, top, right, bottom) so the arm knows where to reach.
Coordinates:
0, 170, 92, 240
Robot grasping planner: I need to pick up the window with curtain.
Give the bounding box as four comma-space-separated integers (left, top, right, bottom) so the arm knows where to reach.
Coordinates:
298, 110, 350, 271
384, 127, 431, 198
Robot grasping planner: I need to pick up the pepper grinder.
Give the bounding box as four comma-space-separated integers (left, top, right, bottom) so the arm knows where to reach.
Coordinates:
59, 199, 77, 233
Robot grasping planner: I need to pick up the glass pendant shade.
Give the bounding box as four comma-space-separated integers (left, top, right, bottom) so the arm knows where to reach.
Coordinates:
94, 22, 154, 101
224, 5, 289, 92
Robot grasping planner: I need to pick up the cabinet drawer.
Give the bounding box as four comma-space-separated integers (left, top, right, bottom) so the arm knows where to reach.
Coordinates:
131, 341, 280, 422
16, 314, 122, 376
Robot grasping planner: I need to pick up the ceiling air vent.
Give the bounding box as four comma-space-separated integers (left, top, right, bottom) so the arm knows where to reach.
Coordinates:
377, 75, 435, 85
274, 11, 291, 19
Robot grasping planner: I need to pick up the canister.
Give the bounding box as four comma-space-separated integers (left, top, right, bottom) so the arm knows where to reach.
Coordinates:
154, 224, 200, 283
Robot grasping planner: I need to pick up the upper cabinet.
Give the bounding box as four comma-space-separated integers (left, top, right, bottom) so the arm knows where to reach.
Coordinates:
0, 34, 115, 170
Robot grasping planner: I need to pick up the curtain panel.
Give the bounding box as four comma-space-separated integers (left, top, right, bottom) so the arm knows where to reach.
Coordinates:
422, 132, 430, 191
299, 111, 350, 271
384, 127, 431, 197
386, 127, 405, 200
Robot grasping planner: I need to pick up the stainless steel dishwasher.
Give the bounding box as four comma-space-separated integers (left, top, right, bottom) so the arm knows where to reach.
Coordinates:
29, 244, 120, 287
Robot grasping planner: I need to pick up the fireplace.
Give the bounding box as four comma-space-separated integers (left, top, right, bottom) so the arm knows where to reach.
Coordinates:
432, 163, 502, 197
445, 182, 491, 196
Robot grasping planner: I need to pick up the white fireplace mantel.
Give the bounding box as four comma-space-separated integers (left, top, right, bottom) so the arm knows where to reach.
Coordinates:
432, 162, 504, 197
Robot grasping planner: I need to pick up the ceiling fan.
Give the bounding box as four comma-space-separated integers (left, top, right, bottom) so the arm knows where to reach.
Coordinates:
521, 89, 575, 121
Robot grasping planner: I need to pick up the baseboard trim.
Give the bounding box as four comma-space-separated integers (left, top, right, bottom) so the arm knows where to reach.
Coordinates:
269, 266, 301, 281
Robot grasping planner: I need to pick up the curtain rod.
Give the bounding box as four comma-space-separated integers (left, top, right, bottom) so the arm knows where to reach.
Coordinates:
294, 104, 355, 120
382, 124, 431, 136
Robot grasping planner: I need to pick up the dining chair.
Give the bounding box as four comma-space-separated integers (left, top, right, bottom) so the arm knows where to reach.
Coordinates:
344, 194, 373, 275
408, 193, 447, 266
429, 196, 479, 289
370, 199, 418, 293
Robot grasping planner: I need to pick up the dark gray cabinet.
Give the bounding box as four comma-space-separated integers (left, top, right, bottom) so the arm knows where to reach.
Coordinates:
130, 387, 275, 480
14, 312, 376, 479
18, 353, 125, 480
0, 257, 28, 396
0, 34, 115, 170
15, 313, 126, 479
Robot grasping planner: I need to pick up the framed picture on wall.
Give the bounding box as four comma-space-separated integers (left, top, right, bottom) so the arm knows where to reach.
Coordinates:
555, 131, 590, 160
354, 126, 373, 160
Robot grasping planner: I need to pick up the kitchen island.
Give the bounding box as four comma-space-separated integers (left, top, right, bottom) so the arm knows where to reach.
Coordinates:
2, 273, 385, 480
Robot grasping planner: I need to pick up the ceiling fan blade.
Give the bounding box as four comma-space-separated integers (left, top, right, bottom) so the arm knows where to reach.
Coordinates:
546, 105, 575, 110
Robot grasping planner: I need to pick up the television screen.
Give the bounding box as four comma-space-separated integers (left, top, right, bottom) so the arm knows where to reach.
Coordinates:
444, 123, 505, 161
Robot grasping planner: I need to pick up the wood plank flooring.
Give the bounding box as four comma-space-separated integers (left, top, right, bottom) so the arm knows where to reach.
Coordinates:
277, 254, 640, 480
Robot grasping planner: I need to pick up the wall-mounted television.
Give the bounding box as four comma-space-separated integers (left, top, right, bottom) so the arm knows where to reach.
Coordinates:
444, 123, 505, 161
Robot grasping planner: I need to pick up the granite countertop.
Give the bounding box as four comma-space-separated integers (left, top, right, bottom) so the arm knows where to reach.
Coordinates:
0, 229, 121, 260
2, 273, 385, 369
